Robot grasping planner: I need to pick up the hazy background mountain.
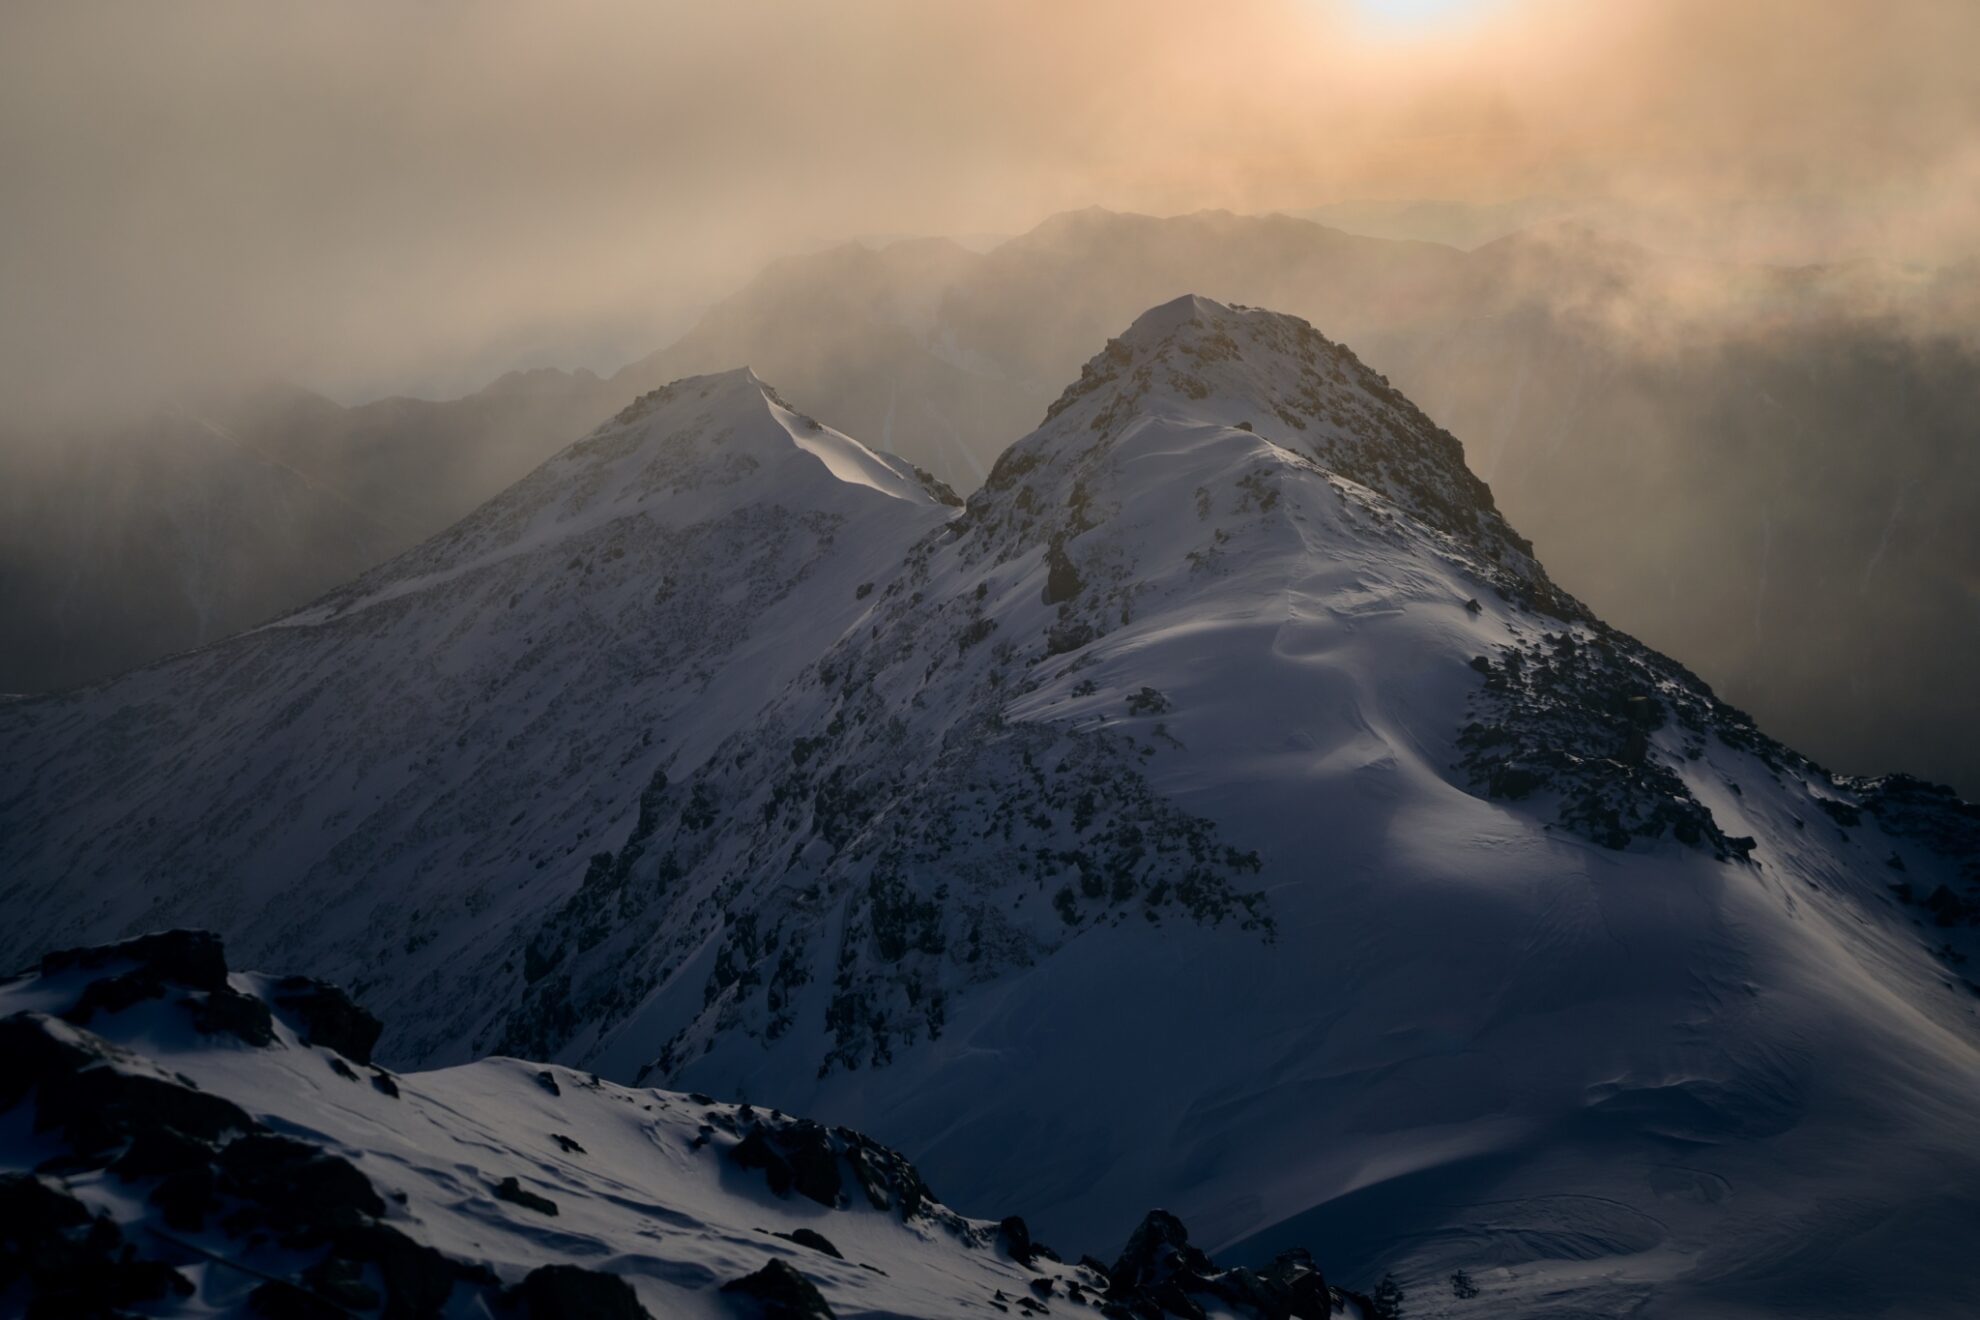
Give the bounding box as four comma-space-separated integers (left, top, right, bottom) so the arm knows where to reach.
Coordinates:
0, 370, 627, 693
1285, 195, 1572, 248
6, 206, 1978, 802
7, 0, 1980, 782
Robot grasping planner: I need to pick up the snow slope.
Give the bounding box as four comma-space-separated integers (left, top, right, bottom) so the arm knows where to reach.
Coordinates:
0, 369, 959, 1065
4, 297, 1978, 1316
514, 297, 1980, 1317
2, 930, 1366, 1318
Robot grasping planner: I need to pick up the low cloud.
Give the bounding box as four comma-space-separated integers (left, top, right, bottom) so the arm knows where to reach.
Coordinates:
2, 0, 1974, 423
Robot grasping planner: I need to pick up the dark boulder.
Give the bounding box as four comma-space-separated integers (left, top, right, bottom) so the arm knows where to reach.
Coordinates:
40, 929, 228, 992
217, 1134, 386, 1232
248, 1279, 347, 1319
327, 1220, 495, 1315
999, 1215, 1037, 1266
513, 1263, 650, 1319
111, 1125, 213, 1180
782, 1122, 844, 1208
775, 1227, 844, 1258
720, 1258, 836, 1318
0, 1173, 193, 1313
150, 1166, 220, 1230
493, 1175, 559, 1216
273, 976, 383, 1064
1043, 534, 1084, 605
191, 986, 277, 1046
13, 1017, 255, 1158
1109, 1208, 1214, 1294
730, 1127, 796, 1196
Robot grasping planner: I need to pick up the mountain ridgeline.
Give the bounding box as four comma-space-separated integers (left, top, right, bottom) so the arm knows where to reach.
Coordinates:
10, 208, 1980, 804
3, 297, 1978, 1317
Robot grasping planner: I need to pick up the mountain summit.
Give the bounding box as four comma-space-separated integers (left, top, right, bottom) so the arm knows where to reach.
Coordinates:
4, 298, 1977, 1316
0, 368, 958, 1062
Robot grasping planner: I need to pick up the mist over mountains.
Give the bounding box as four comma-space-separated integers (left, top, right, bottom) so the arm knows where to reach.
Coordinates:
7, 4, 1979, 1316
8, 207, 1978, 802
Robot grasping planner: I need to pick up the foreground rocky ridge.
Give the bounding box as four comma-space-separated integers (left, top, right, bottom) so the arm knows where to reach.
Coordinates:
0, 931, 1385, 1319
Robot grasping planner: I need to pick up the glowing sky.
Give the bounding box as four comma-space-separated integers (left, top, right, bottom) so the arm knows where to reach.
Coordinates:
1, 0, 1974, 414
1351, 0, 1500, 29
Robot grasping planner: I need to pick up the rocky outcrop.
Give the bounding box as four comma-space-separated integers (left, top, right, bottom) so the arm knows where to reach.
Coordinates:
2, 932, 1379, 1319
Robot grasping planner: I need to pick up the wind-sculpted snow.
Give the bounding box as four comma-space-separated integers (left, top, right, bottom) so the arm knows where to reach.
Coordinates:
4, 298, 1980, 1317
0, 932, 1375, 1318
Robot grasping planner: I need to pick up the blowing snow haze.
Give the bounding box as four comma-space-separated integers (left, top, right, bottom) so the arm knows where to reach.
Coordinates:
3, 4, 1979, 1318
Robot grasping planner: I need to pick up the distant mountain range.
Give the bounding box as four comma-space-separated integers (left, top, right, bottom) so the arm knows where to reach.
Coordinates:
6, 296, 1976, 1317
5, 206, 1977, 803
1282, 196, 1574, 249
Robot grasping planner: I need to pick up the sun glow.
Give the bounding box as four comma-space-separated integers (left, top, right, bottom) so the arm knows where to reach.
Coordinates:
1351, 0, 1501, 31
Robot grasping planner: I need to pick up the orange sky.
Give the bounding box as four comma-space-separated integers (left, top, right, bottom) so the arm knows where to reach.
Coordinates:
2, 0, 1974, 414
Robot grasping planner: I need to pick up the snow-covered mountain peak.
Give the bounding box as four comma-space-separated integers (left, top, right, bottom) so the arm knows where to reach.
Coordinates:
7, 301, 1980, 1317
267, 366, 960, 631
530, 363, 956, 528
982, 294, 1561, 610
0, 365, 964, 1070
1115, 290, 1233, 343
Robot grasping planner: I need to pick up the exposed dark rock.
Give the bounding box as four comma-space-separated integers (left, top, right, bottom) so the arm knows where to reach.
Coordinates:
1458, 628, 1772, 860
273, 975, 383, 1064
1, 1014, 256, 1158
302, 1253, 383, 1309
721, 1258, 837, 1318
1043, 534, 1085, 605
40, 929, 229, 992
493, 1175, 559, 1216
4, 936, 1369, 1320
111, 1126, 212, 1180
1088, 1211, 1339, 1320
217, 1134, 386, 1231
730, 1127, 796, 1196
0, 1172, 90, 1242
327, 1220, 497, 1315
248, 1279, 347, 1319
776, 1227, 844, 1259
514, 1263, 650, 1319
150, 1166, 220, 1230
0, 1172, 193, 1313
190, 986, 277, 1046
999, 1214, 1037, 1265
1110, 1209, 1214, 1294
783, 1122, 844, 1208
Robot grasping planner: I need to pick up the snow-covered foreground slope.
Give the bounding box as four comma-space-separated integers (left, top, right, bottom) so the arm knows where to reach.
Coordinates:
2, 931, 1372, 1318
0, 369, 959, 1063
4, 297, 1978, 1316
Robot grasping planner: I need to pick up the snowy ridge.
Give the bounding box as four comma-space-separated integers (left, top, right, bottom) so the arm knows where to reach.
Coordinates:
2, 299, 1978, 1317
0, 931, 1373, 1318
508, 297, 1980, 1316
0, 369, 958, 1069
